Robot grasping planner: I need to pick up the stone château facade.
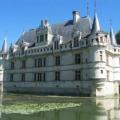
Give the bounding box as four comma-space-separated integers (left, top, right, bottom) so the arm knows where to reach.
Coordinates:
0, 10, 120, 96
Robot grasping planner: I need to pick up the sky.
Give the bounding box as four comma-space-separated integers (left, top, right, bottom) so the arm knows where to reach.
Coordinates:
0, 0, 120, 48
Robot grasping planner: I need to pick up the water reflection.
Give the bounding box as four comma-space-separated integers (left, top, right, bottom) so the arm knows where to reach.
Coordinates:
0, 93, 120, 120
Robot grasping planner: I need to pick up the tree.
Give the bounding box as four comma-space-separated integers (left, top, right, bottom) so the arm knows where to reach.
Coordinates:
116, 30, 120, 45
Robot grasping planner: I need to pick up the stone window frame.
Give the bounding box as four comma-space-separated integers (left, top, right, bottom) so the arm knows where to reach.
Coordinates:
11, 61, 14, 70
55, 71, 60, 81
55, 55, 60, 66
54, 41, 59, 50
74, 36, 79, 47
75, 53, 81, 64
21, 73, 25, 82
10, 74, 14, 82
75, 70, 81, 81
34, 72, 46, 81
22, 60, 26, 69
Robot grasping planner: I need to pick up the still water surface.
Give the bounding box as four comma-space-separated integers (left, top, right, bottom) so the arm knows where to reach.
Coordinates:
0, 93, 120, 120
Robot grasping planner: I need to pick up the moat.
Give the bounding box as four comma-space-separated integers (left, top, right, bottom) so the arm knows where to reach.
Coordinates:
0, 93, 120, 120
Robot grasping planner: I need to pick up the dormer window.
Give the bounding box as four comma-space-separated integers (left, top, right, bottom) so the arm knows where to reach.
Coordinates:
74, 37, 79, 47
54, 41, 59, 50
40, 35, 44, 42
45, 34, 48, 41
37, 34, 48, 43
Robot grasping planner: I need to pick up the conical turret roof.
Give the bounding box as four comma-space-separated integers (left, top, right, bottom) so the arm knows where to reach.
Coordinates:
1, 37, 9, 54
110, 27, 117, 45
91, 13, 101, 33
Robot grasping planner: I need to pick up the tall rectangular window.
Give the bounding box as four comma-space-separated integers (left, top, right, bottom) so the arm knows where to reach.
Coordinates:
45, 34, 48, 41
55, 56, 60, 66
38, 58, 42, 67
75, 54, 81, 64
21, 73, 25, 82
38, 73, 42, 81
75, 70, 81, 81
40, 35, 44, 42
43, 72, 46, 81
43, 57, 46, 67
10, 74, 13, 82
11, 62, 14, 70
35, 58, 46, 68
37, 36, 39, 43
55, 71, 60, 81
34, 59, 37, 67
35, 72, 46, 81
34, 73, 37, 81
74, 37, 79, 47
54, 41, 59, 50
22, 60, 26, 69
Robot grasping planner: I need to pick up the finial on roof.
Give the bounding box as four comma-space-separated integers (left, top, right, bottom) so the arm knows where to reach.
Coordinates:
94, 0, 97, 14
110, 26, 117, 45
22, 30, 26, 36
1, 36, 9, 54
91, 13, 101, 33
40, 20, 44, 28
72, 11, 80, 24
86, 0, 90, 16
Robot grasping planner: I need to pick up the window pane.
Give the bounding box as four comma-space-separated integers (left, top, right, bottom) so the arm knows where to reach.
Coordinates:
10, 74, 13, 82
74, 37, 79, 47
75, 54, 81, 64
55, 56, 60, 65
55, 71, 60, 81
75, 70, 81, 81
11, 62, 14, 70
21, 73, 25, 82
45, 34, 47, 41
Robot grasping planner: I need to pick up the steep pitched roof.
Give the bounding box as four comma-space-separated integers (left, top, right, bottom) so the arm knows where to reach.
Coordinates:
91, 13, 101, 33
16, 29, 37, 45
110, 27, 117, 45
16, 16, 92, 46
1, 37, 9, 54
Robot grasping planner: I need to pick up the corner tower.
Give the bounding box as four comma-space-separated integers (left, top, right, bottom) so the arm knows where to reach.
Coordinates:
1, 37, 9, 59
110, 26, 117, 45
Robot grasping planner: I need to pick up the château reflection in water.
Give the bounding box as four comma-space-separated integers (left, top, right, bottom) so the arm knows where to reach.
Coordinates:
0, 92, 120, 120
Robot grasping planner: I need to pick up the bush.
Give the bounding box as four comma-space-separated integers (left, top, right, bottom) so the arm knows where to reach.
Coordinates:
116, 30, 120, 44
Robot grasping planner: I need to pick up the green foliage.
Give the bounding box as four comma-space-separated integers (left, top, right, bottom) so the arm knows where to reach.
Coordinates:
1, 103, 81, 114
116, 30, 120, 44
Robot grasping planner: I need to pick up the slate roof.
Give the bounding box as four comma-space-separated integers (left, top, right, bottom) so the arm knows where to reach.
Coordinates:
1, 37, 9, 54
91, 13, 101, 33
16, 29, 37, 45
110, 27, 117, 45
16, 16, 92, 46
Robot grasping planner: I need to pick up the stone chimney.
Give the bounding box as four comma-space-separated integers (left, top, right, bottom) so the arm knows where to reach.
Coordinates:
73, 11, 80, 24
41, 20, 44, 28
44, 20, 49, 27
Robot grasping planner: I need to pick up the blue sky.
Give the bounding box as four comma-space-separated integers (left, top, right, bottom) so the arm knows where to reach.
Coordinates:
0, 0, 120, 48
